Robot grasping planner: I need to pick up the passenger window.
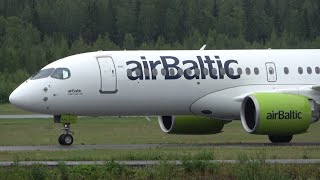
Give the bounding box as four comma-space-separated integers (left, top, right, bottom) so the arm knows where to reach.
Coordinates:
169, 68, 175, 76
161, 68, 167, 76
246, 68, 251, 75
144, 68, 150, 76
307, 67, 312, 74
229, 68, 234, 75
51, 68, 71, 79
284, 67, 289, 74
254, 68, 259, 75
195, 68, 201, 76
127, 69, 133, 76
220, 68, 225, 76
203, 68, 209, 75
178, 68, 184, 76
152, 69, 158, 76
135, 69, 141, 76
268, 67, 274, 75
237, 68, 242, 75
136, 69, 141, 76
186, 69, 192, 76
212, 68, 217, 75
31, 68, 55, 80
316, 67, 320, 74
298, 67, 303, 74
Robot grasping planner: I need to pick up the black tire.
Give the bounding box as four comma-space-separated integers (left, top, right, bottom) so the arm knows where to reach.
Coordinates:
268, 135, 293, 143
60, 134, 74, 146
58, 134, 65, 145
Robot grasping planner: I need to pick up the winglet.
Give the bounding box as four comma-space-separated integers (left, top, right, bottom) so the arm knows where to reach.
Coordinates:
200, 44, 206, 50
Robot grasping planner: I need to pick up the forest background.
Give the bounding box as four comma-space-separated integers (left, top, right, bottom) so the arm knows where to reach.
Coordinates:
0, 0, 320, 102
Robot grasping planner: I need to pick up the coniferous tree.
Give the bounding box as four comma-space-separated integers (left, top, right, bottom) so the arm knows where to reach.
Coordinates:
0, 0, 320, 102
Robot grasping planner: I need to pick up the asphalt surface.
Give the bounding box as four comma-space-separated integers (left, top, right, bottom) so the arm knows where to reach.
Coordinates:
1, 159, 320, 166
0, 115, 52, 119
0, 142, 320, 151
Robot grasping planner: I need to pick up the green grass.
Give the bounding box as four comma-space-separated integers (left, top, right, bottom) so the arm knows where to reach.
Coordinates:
0, 117, 319, 145
1, 146, 320, 161
1, 161, 320, 179
0, 104, 34, 115
0, 117, 319, 161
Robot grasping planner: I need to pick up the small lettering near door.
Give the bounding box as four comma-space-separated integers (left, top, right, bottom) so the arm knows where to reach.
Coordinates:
67, 89, 83, 96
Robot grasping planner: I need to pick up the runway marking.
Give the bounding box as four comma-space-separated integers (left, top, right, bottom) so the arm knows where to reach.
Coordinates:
1, 159, 320, 166
0, 143, 320, 151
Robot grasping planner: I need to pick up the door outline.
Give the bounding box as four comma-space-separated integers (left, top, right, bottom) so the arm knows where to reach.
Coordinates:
96, 56, 118, 94
265, 62, 277, 82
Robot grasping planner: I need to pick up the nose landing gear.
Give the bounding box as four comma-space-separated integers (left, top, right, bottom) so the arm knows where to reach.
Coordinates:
54, 115, 77, 146
58, 123, 74, 145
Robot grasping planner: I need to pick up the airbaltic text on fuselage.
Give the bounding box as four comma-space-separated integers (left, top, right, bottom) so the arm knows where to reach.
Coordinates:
126, 56, 241, 80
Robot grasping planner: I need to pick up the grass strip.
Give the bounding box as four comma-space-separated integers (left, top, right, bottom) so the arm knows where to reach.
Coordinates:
0, 104, 33, 115
0, 117, 319, 145
1, 146, 319, 161
1, 159, 320, 179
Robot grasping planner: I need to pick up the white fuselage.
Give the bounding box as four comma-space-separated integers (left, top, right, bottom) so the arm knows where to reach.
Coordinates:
9, 49, 320, 120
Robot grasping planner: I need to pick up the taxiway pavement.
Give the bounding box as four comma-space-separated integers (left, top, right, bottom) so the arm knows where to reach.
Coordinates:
0, 115, 52, 119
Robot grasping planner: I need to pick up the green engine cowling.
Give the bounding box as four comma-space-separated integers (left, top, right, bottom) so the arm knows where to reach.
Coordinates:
240, 93, 318, 135
158, 115, 226, 134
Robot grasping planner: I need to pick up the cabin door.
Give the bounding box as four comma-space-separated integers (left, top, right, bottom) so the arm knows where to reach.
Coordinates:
265, 62, 277, 82
97, 57, 118, 93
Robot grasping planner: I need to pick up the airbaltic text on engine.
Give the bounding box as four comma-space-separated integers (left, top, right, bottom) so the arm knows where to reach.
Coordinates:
126, 55, 241, 80
266, 110, 303, 120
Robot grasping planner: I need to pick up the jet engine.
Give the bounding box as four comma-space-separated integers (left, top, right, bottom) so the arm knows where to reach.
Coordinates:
240, 93, 319, 138
158, 115, 226, 134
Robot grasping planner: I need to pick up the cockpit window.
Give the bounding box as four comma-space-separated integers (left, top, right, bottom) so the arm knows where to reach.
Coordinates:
30, 68, 55, 80
51, 68, 71, 80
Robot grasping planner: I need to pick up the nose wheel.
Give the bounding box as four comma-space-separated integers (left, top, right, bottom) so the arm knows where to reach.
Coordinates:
58, 123, 74, 145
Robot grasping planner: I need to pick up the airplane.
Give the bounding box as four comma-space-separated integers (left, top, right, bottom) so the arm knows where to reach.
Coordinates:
9, 49, 320, 145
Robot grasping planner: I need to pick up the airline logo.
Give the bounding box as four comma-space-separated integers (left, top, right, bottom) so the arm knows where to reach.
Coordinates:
126, 55, 240, 80
67, 89, 83, 96
266, 110, 302, 120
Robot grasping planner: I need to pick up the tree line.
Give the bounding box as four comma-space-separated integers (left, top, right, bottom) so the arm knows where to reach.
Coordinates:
0, 0, 320, 102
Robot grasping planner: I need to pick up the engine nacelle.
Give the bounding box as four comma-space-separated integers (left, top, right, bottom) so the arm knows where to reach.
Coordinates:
158, 115, 225, 134
240, 93, 318, 135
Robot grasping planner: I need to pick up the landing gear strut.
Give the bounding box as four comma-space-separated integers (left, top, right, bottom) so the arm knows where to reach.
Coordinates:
54, 115, 77, 146
58, 123, 74, 145
268, 135, 293, 143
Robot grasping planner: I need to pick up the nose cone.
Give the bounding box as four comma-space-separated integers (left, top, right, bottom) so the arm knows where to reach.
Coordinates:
9, 90, 16, 105
9, 82, 39, 112
9, 82, 46, 114
9, 86, 26, 109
